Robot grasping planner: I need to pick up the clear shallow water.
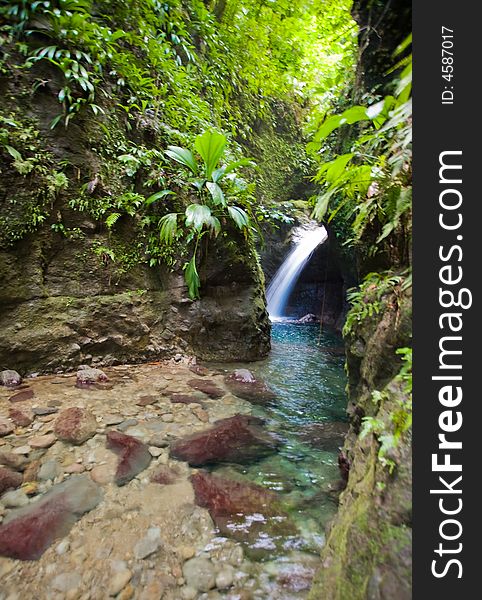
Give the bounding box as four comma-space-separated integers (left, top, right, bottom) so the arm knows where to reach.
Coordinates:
208, 322, 348, 557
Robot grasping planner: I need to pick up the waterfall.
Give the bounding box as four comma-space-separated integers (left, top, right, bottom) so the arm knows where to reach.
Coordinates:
267, 225, 328, 319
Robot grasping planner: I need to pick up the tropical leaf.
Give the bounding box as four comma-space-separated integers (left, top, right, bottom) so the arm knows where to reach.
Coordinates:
165, 146, 198, 174
227, 206, 250, 229
185, 204, 212, 231
207, 215, 221, 236
194, 130, 226, 179
212, 158, 254, 182
144, 189, 175, 206
159, 213, 178, 245
184, 256, 200, 299
206, 181, 225, 206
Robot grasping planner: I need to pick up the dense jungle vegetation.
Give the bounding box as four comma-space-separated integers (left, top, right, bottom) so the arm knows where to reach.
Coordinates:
1, 2, 412, 596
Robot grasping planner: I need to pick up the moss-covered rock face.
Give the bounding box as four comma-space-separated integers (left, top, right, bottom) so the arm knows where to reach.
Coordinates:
309, 290, 412, 600
0, 45, 283, 374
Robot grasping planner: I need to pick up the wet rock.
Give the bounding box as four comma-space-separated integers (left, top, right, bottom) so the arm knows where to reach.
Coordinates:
32, 407, 58, 416
0, 474, 102, 560
182, 557, 216, 592
299, 421, 349, 452
275, 562, 317, 592
76, 366, 109, 388
134, 527, 162, 559
106, 430, 152, 486
187, 379, 224, 399
29, 434, 56, 449
190, 471, 298, 554
224, 370, 276, 405
170, 393, 201, 405
1, 489, 29, 508
297, 313, 318, 324
0, 370, 22, 387
54, 407, 97, 445
0, 419, 14, 437
170, 415, 279, 466
9, 389, 34, 403
189, 365, 210, 377
8, 408, 32, 427
216, 565, 235, 590
150, 465, 180, 485
0, 466, 23, 494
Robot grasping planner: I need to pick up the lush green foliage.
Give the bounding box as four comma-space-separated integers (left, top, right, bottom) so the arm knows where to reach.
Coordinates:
343, 269, 411, 336
160, 131, 254, 298
308, 38, 412, 261
0, 0, 356, 288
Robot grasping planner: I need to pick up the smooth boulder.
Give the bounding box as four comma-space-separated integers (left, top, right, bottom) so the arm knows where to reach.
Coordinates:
0, 475, 102, 560
169, 414, 279, 466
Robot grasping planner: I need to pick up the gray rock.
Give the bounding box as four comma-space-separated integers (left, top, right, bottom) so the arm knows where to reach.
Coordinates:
1, 489, 29, 508
0, 370, 22, 387
38, 459, 62, 481
183, 557, 216, 592
134, 527, 162, 559
117, 419, 138, 432
32, 407, 58, 416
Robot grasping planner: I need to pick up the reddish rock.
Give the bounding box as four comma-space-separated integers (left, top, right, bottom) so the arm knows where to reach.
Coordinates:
0, 475, 102, 560
170, 393, 201, 405
136, 395, 158, 406
0, 466, 23, 494
8, 389, 34, 403
299, 421, 349, 452
106, 430, 152, 486
224, 370, 276, 405
191, 471, 297, 553
150, 465, 180, 485
0, 452, 28, 472
54, 407, 97, 445
187, 379, 224, 399
169, 414, 279, 466
8, 408, 33, 427
189, 365, 210, 377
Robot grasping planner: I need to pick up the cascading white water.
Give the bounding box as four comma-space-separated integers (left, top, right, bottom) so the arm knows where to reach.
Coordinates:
266, 225, 328, 319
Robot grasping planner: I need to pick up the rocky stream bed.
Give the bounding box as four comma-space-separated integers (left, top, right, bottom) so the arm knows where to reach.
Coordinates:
0, 326, 348, 600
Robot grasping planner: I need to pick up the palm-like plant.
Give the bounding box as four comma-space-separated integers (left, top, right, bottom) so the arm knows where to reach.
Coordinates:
159, 130, 254, 299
